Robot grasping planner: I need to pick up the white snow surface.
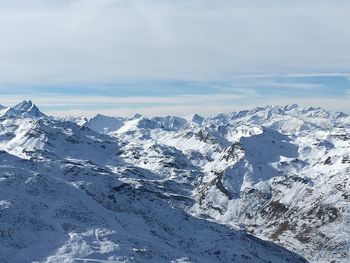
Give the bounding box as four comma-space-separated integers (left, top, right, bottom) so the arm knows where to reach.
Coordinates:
0, 101, 349, 262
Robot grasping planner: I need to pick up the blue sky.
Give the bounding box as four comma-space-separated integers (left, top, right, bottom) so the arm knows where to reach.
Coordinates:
0, 0, 349, 116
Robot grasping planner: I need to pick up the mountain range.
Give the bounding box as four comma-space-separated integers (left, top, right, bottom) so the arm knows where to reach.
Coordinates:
0, 100, 349, 262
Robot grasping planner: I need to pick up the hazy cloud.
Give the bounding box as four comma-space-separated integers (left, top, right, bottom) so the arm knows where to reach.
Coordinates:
0, 0, 349, 84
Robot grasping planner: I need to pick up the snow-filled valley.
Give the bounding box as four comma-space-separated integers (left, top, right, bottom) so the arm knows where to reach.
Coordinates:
0, 100, 349, 262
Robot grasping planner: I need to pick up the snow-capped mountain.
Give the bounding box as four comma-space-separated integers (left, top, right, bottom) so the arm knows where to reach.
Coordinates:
0, 100, 46, 118
1, 101, 349, 262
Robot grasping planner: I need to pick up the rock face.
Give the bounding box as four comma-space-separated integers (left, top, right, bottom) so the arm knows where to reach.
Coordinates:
1, 101, 349, 262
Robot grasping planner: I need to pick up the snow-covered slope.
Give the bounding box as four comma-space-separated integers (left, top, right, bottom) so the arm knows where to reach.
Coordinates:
74, 103, 349, 263
84, 114, 124, 134
0, 101, 308, 263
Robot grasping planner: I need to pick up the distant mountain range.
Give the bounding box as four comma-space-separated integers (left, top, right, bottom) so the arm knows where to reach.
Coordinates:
0, 100, 349, 262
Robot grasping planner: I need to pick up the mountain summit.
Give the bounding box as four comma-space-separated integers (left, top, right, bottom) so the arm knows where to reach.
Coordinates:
0, 100, 46, 118
12, 100, 46, 117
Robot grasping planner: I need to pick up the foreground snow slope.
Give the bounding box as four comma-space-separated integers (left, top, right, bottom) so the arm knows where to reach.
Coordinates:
0, 101, 307, 263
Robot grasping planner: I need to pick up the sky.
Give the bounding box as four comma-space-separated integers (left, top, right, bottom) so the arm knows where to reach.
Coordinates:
0, 0, 349, 117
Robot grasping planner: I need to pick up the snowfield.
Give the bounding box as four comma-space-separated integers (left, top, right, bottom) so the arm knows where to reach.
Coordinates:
0, 100, 349, 262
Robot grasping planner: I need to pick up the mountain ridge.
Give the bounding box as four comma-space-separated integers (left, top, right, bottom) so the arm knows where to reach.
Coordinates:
0, 100, 349, 262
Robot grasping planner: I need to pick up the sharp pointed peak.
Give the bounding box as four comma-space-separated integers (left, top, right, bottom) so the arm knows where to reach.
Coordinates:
5, 100, 46, 118
13, 100, 34, 110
